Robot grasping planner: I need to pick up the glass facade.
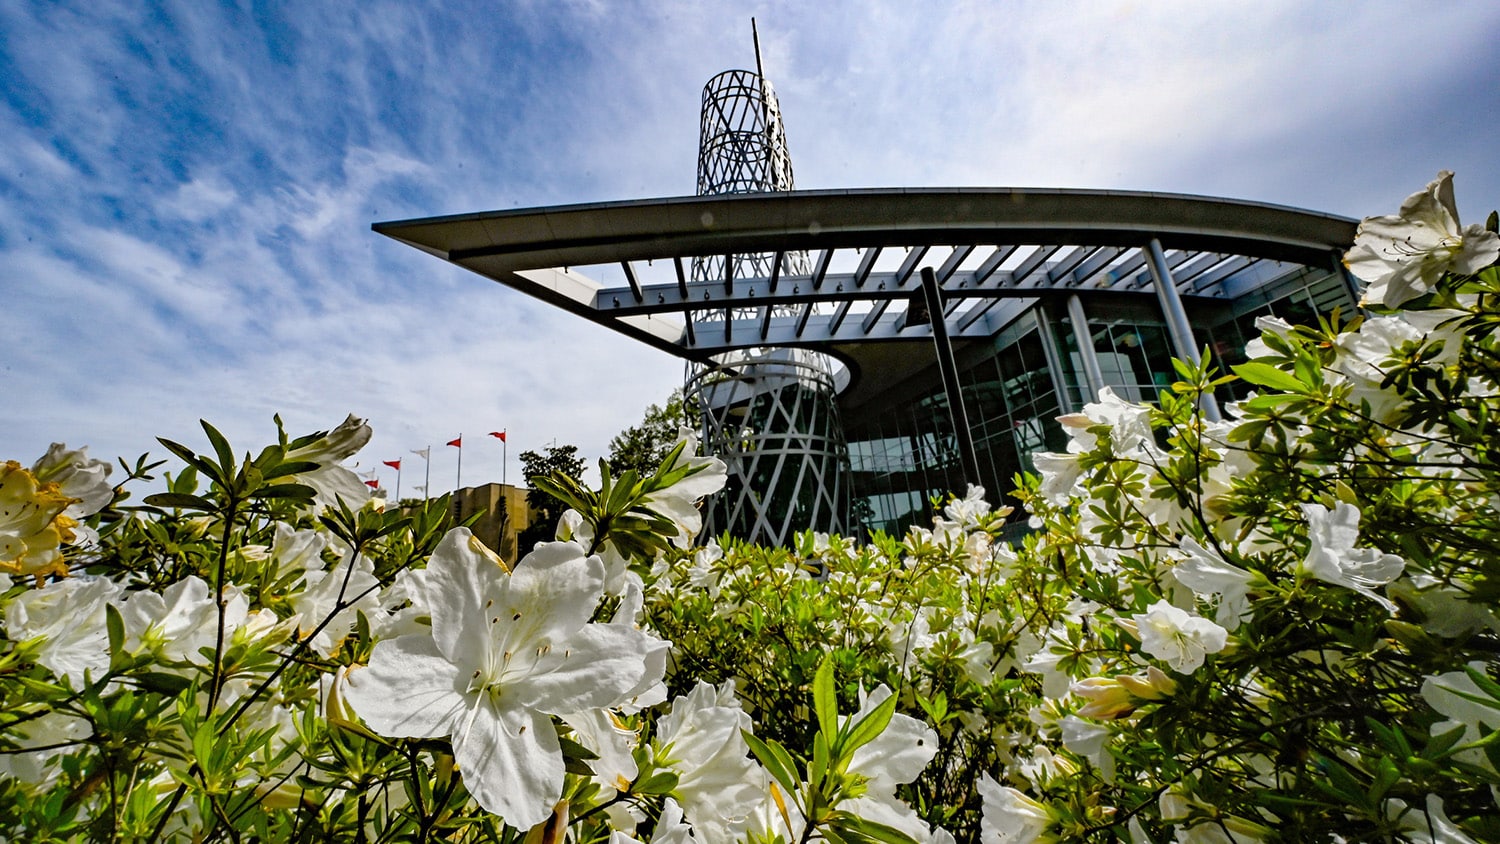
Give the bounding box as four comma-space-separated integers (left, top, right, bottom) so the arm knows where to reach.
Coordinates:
842, 266, 1355, 538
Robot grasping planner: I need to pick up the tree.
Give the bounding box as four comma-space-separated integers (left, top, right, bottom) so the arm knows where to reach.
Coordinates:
517, 443, 585, 550
607, 390, 692, 476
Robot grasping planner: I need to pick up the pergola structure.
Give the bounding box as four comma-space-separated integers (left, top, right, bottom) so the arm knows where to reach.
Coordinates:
373, 187, 1358, 410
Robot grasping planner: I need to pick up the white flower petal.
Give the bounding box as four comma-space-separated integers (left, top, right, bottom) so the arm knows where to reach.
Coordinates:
454, 705, 562, 830
510, 624, 653, 714
344, 634, 468, 738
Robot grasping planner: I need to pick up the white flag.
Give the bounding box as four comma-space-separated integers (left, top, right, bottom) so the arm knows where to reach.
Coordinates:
411, 447, 431, 460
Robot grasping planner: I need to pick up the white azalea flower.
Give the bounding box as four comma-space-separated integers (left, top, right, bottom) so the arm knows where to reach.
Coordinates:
654, 680, 764, 841
1387, 795, 1480, 844
640, 428, 728, 548
284, 414, 373, 511
270, 522, 327, 579
1422, 664, 1500, 751
1059, 715, 1112, 780
1241, 315, 1295, 361
1062, 388, 1156, 456
841, 684, 940, 842
1030, 451, 1082, 506
30, 443, 114, 521
1172, 816, 1270, 844
649, 799, 699, 844
1388, 576, 1500, 638
4, 575, 123, 686
293, 549, 382, 657
1345, 170, 1499, 307
121, 575, 247, 666
943, 485, 991, 527
1299, 503, 1405, 612
976, 774, 1053, 844
1132, 600, 1228, 675
0, 711, 92, 788
0, 460, 74, 579
559, 708, 639, 796
1173, 537, 1254, 629
344, 529, 663, 829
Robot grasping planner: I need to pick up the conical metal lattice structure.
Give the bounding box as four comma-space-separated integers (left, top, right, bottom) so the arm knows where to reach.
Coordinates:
692, 68, 810, 286
687, 349, 850, 546
686, 27, 850, 545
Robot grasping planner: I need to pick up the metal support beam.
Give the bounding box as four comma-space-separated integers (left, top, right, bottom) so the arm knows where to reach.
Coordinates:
1034, 305, 1075, 414
894, 246, 929, 287
1332, 249, 1367, 314
1066, 294, 1105, 402
1145, 238, 1221, 421
811, 248, 833, 289
973, 244, 1018, 283
622, 261, 643, 303
936, 245, 975, 283
921, 267, 982, 493
853, 246, 881, 288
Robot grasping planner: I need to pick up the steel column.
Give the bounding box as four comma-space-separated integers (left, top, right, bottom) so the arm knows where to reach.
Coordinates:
1145, 238, 1221, 421
1066, 294, 1106, 402
1033, 305, 1075, 414
920, 267, 982, 492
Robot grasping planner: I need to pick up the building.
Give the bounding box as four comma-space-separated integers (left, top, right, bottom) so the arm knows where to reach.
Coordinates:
374, 57, 1359, 544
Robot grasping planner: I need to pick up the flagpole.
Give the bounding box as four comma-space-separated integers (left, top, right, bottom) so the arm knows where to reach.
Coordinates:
395, 466, 401, 502
425, 447, 431, 498
503, 431, 508, 487
456, 435, 463, 491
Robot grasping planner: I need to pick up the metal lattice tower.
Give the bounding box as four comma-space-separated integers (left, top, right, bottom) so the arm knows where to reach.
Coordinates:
688, 349, 851, 547
686, 22, 851, 546
691, 24, 809, 286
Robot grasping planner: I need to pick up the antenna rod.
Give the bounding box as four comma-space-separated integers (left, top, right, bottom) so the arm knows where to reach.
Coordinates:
752, 18, 765, 83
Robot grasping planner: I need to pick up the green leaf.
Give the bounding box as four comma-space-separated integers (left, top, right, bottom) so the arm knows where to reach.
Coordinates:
137, 671, 194, 696
558, 734, 599, 762
744, 730, 801, 798
143, 492, 215, 511
156, 437, 221, 483
830, 813, 921, 844
633, 770, 680, 796
813, 654, 839, 747
1231, 361, 1307, 394
105, 603, 126, 657
250, 483, 316, 502
841, 692, 898, 759
200, 420, 236, 478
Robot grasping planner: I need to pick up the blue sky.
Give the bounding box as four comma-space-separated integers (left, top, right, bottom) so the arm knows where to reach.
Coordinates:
4, 0, 1499, 495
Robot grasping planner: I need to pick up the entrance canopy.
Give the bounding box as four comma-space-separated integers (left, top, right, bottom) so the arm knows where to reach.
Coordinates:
374, 188, 1356, 398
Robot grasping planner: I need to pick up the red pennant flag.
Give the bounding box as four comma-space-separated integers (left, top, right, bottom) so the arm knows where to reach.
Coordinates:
364, 480, 380, 489
488, 431, 506, 442
447, 436, 462, 448
383, 459, 401, 470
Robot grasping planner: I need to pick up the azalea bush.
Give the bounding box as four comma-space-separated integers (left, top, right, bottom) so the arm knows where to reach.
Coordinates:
2, 171, 1499, 843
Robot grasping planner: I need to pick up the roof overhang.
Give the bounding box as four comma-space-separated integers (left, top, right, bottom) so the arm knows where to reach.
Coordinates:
374, 188, 1357, 389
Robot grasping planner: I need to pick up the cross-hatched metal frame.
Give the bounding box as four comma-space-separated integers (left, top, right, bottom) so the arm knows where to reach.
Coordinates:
686, 348, 850, 545
692, 69, 809, 291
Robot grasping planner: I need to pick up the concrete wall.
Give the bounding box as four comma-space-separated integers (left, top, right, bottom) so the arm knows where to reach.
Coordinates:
448, 483, 534, 564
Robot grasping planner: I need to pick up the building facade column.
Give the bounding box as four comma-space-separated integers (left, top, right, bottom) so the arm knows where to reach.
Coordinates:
1145, 238, 1221, 421
1065, 293, 1106, 403
1033, 305, 1075, 413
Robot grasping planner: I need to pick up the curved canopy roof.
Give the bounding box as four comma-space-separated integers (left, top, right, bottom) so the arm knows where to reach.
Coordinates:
374, 188, 1357, 381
